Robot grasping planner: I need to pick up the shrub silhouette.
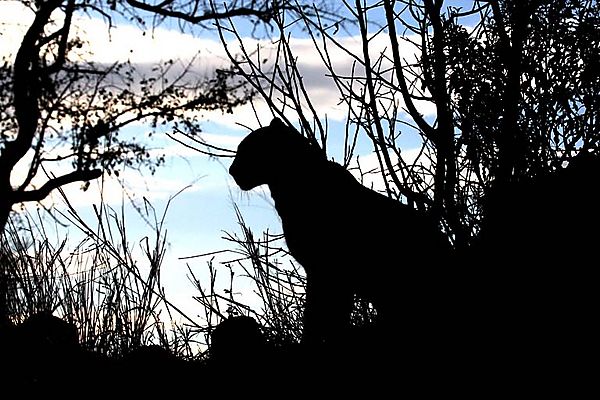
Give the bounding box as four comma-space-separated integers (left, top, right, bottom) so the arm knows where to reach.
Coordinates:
210, 315, 266, 363
1, 312, 83, 390
230, 118, 452, 346
471, 151, 599, 379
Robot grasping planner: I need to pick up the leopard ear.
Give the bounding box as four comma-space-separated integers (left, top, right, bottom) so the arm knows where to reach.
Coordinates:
270, 117, 286, 129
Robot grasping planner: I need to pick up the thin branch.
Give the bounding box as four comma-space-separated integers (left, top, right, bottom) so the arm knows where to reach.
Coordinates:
0, 0, 62, 174
385, 1, 436, 144
13, 169, 103, 204
126, 0, 278, 23
166, 129, 236, 158
45, 0, 76, 74
357, 0, 402, 199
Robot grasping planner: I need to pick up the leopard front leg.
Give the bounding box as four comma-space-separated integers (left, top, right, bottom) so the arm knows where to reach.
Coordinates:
302, 268, 354, 347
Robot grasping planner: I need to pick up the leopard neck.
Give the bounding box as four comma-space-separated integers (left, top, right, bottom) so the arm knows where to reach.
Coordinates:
267, 160, 340, 218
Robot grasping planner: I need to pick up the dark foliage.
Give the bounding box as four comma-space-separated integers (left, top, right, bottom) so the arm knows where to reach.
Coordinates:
0, 0, 255, 234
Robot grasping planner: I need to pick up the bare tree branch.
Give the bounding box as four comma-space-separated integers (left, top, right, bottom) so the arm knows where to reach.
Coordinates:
45, 0, 76, 74
12, 169, 103, 203
0, 0, 62, 175
384, 0, 435, 141
126, 0, 278, 23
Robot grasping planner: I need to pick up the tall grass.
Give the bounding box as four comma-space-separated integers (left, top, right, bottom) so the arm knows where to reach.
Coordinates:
186, 204, 378, 348
1, 188, 348, 360
0, 190, 203, 359
182, 203, 305, 347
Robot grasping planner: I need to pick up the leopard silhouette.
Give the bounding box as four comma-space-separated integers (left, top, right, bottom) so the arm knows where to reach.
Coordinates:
229, 118, 452, 346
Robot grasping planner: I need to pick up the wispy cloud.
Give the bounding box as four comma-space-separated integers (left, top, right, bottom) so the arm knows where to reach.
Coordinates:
10, 144, 218, 211
0, 2, 34, 57
1, 1, 433, 129
41, 167, 208, 209
3, 1, 434, 203
147, 131, 243, 159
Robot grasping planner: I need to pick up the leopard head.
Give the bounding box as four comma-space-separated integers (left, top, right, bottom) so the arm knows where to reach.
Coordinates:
229, 118, 324, 190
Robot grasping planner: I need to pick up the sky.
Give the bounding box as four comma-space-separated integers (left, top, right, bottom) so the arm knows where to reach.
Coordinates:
0, 1, 476, 324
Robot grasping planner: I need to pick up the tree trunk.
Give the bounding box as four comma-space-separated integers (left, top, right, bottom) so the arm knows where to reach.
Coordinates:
494, 2, 534, 185
424, 0, 463, 247
0, 197, 10, 235
0, 190, 12, 327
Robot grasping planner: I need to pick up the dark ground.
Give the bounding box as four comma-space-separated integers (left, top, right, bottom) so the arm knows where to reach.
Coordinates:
0, 296, 594, 397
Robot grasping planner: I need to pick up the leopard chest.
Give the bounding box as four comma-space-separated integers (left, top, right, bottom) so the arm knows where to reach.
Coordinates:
282, 211, 353, 272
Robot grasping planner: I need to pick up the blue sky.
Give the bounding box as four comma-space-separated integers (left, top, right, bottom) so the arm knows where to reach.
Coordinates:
1, 0, 480, 322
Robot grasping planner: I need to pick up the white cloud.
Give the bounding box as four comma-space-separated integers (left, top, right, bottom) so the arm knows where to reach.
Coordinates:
1, 1, 434, 131
72, 16, 230, 69
193, 132, 244, 150
0, 2, 225, 66
146, 131, 242, 159
9, 144, 211, 211
195, 30, 435, 128
2, 1, 437, 207
41, 167, 206, 209
0, 2, 34, 58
